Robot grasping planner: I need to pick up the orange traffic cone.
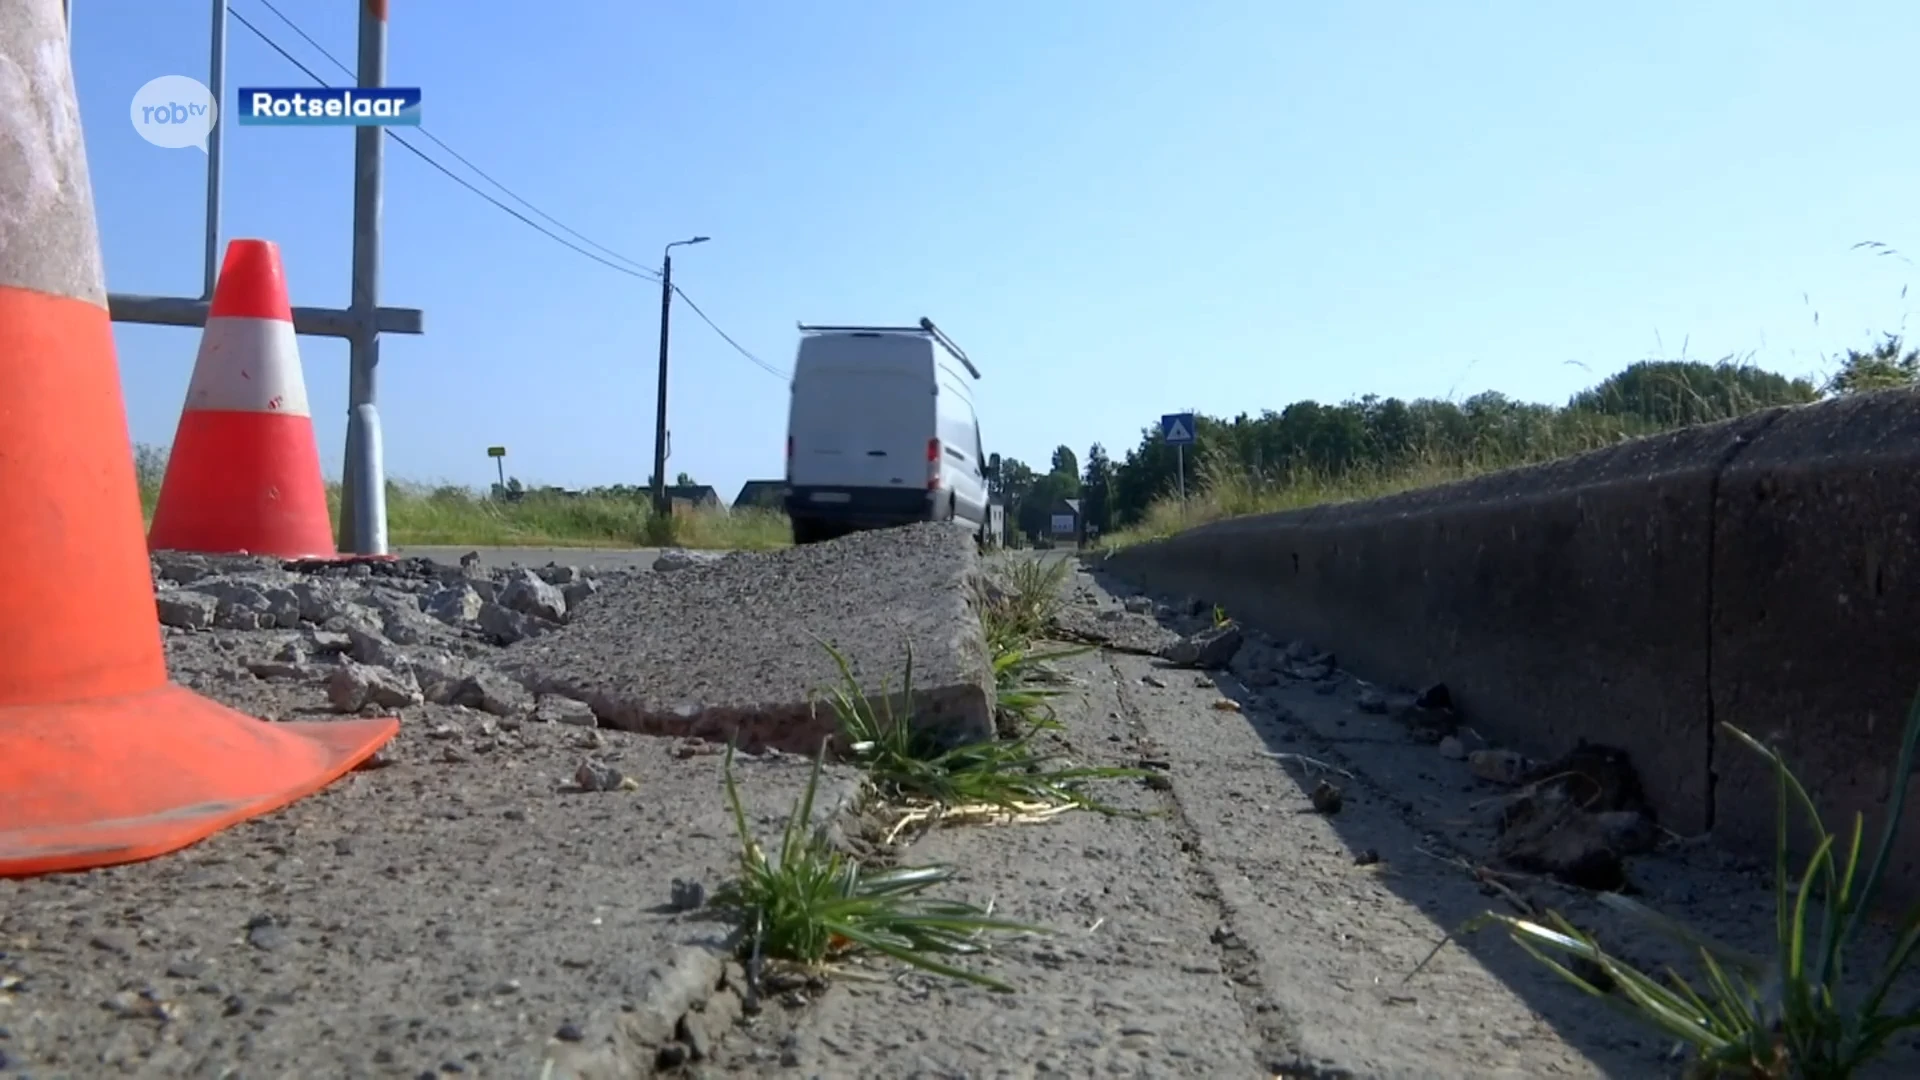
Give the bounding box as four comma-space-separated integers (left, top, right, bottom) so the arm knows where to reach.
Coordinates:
0, 1, 397, 877
146, 238, 339, 559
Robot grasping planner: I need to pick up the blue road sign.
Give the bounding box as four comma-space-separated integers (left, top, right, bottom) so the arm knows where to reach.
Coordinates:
1160, 412, 1196, 446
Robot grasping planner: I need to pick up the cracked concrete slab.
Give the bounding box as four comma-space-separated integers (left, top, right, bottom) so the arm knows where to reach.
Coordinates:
500, 524, 995, 755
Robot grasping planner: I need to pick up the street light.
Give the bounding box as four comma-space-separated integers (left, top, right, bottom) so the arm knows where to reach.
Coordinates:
652, 235, 710, 516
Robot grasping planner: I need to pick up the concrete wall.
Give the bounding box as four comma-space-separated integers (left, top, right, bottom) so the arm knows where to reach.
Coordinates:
1104, 389, 1920, 901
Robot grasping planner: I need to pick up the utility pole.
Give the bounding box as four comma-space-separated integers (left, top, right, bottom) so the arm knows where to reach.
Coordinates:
337, 0, 390, 556
651, 235, 708, 516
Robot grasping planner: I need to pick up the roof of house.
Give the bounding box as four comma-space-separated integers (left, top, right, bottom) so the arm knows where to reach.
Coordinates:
733, 480, 788, 508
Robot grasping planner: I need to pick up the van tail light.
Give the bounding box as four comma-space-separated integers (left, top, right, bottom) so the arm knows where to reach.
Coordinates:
785, 436, 793, 482
927, 438, 942, 490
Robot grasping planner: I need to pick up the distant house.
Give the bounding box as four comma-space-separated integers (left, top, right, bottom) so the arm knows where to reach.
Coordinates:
1049, 498, 1080, 539
732, 479, 788, 511
665, 484, 722, 512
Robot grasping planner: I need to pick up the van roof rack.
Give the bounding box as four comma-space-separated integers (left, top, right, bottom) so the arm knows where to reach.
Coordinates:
794, 317, 980, 380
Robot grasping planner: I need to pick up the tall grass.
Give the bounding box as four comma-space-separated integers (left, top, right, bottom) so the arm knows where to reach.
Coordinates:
1107, 449, 1488, 547
132, 445, 789, 551
1100, 370, 1805, 549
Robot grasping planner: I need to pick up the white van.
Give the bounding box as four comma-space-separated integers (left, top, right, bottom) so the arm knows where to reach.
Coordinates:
784, 318, 990, 546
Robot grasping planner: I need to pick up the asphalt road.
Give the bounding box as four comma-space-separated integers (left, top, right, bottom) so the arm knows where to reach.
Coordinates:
392, 545, 670, 571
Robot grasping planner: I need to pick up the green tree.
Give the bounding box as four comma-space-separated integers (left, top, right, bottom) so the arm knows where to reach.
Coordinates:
1081, 443, 1114, 534
995, 456, 1035, 508
134, 443, 170, 490
1823, 334, 1920, 396
1097, 351, 1829, 530
1019, 471, 1073, 539
1570, 359, 1817, 425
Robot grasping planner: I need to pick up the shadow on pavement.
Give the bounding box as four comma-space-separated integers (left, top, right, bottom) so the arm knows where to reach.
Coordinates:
1077, 561, 1776, 1078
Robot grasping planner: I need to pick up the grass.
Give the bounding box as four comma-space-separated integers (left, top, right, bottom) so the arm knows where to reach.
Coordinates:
1096, 363, 1822, 550
134, 450, 789, 551
708, 741, 1043, 992
817, 638, 1145, 822
974, 555, 1097, 729
711, 556, 1149, 991
1101, 446, 1561, 549
1447, 686, 1920, 1079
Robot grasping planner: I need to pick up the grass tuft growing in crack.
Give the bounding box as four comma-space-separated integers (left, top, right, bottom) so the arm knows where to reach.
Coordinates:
977, 556, 1072, 663
974, 555, 1100, 734
818, 640, 1147, 824
708, 741, 1042, 992
1425, 685, 1920, 1079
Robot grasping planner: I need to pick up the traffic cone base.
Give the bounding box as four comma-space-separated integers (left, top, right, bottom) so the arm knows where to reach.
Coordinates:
0, 686, 396, 876
147, 239, 340, 560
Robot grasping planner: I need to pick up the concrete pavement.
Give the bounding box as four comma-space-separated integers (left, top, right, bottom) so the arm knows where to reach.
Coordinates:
392, 545, 671, 572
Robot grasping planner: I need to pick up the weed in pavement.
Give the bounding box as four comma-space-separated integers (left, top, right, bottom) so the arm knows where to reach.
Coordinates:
975, 555, 1100, 732
992, 641, 1090, 734
707, 741, 1043, 992
1438, 686, 1920, 1079
818, 639, 1147, 818
976, 556, 1071, 663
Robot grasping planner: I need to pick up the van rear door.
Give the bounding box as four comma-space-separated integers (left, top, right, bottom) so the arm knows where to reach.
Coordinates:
789, 366, 934, 489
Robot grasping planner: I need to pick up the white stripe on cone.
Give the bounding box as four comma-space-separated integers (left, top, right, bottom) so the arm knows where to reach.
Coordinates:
181, 316, 312, 417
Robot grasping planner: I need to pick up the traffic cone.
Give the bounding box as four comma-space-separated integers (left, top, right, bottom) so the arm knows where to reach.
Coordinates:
0, 0, 397, 877
146, 238, 339, 559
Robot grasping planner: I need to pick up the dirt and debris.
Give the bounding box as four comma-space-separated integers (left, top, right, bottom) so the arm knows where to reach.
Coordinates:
1058, 557, 1920, 1077
12, 544, 1920, 1077
0, 544, 896, 1078
1493, 741, 1661, 890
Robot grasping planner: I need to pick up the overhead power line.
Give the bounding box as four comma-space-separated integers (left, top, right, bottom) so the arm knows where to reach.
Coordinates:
673, 284, 787, 379
233, 3, 658, 283
234, 2, 788, 380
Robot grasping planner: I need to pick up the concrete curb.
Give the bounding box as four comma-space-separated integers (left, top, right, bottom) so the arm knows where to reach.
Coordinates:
1104, 389, 1920, 905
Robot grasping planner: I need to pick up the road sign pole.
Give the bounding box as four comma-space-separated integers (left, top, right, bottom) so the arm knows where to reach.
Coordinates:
1160, 410, 1196, 503
486, 445, 506, 494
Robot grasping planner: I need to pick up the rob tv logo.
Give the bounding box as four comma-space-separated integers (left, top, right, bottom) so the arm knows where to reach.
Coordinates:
129, 75, 218, 152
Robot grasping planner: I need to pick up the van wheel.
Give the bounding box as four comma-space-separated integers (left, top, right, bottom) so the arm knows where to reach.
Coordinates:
792, 519, 818, 546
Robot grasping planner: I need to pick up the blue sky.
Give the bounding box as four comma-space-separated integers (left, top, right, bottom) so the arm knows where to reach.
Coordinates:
76, 0, 1919, 501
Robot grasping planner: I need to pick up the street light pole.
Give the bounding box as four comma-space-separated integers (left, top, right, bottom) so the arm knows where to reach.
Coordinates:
652, 235, 709, 516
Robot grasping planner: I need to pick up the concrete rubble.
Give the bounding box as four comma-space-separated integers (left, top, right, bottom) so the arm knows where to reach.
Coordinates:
1062, 568, 1666, 895
151, 550, 601, 725
150, 529, 1000, 762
